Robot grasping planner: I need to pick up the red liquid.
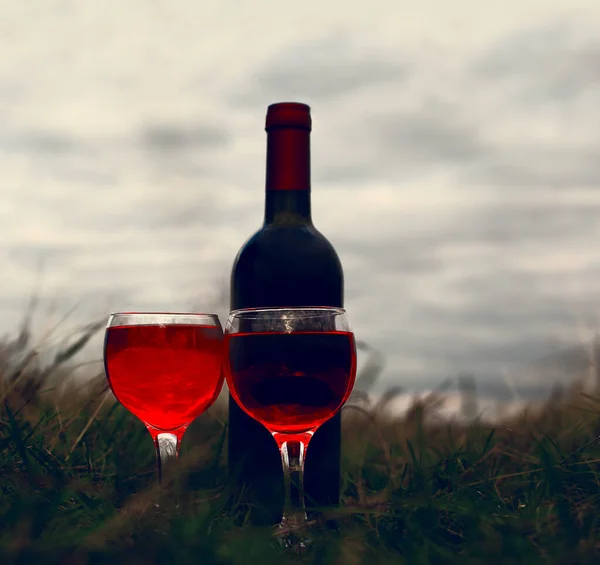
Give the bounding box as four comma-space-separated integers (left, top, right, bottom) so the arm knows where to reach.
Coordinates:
225, 331, 356, 434
104, 325, 223, 431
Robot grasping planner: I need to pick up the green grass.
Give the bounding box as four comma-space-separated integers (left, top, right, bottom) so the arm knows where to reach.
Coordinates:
1, 320, 600, 564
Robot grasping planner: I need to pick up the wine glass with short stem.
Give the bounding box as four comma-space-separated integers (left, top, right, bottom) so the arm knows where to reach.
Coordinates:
223, 307, 357, 553
103, 312, 224, 492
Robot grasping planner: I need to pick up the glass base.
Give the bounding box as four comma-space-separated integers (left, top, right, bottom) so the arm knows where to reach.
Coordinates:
274, 515, 314, 555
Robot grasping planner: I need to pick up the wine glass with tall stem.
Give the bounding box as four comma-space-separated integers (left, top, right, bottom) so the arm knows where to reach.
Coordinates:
103, 312, 224, 496
223, 307, 357, 552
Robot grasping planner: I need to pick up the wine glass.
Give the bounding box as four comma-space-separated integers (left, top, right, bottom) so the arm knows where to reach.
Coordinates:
223, 307, 357, 552
103, 312, 224, 487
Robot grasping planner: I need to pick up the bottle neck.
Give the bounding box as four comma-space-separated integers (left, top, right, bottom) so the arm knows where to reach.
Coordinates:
264, 190, 312, 225
264, 127, 312, 226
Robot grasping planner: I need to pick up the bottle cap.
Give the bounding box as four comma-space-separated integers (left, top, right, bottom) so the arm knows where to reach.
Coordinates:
265, 102, 312, 131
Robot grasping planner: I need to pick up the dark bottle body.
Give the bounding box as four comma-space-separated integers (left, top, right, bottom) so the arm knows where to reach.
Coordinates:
228, 103, 344, 525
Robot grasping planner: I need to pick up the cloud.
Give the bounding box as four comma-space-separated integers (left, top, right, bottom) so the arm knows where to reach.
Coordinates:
375, 110, 487, 166
462, 23, 600, 188
0, 130, 82, 155
473, 22, 600, 103
305, 20, 600, 193
2, 5, 600, 398
229, 33, 410, 106
140, 123, 230, 152
463, 200, 600, 244
467, 152, 600, 189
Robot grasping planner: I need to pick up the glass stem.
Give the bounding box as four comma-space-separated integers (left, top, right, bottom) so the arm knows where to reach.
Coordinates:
155, 432, 179, 485
276, 432, 313, 531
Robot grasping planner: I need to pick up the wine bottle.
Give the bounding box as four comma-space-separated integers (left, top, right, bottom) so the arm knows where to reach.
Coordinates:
228, 102, 344, 525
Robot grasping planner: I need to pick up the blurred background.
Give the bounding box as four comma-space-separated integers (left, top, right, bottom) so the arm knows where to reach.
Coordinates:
1, 0, 600, 416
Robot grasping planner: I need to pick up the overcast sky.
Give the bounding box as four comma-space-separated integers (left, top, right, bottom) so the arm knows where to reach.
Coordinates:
1, 0, 600, 394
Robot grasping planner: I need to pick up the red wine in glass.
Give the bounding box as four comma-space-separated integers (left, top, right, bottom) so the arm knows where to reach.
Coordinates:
226, 331, 356, 434
224, 307, 357, 553
103, 313, 224, 484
